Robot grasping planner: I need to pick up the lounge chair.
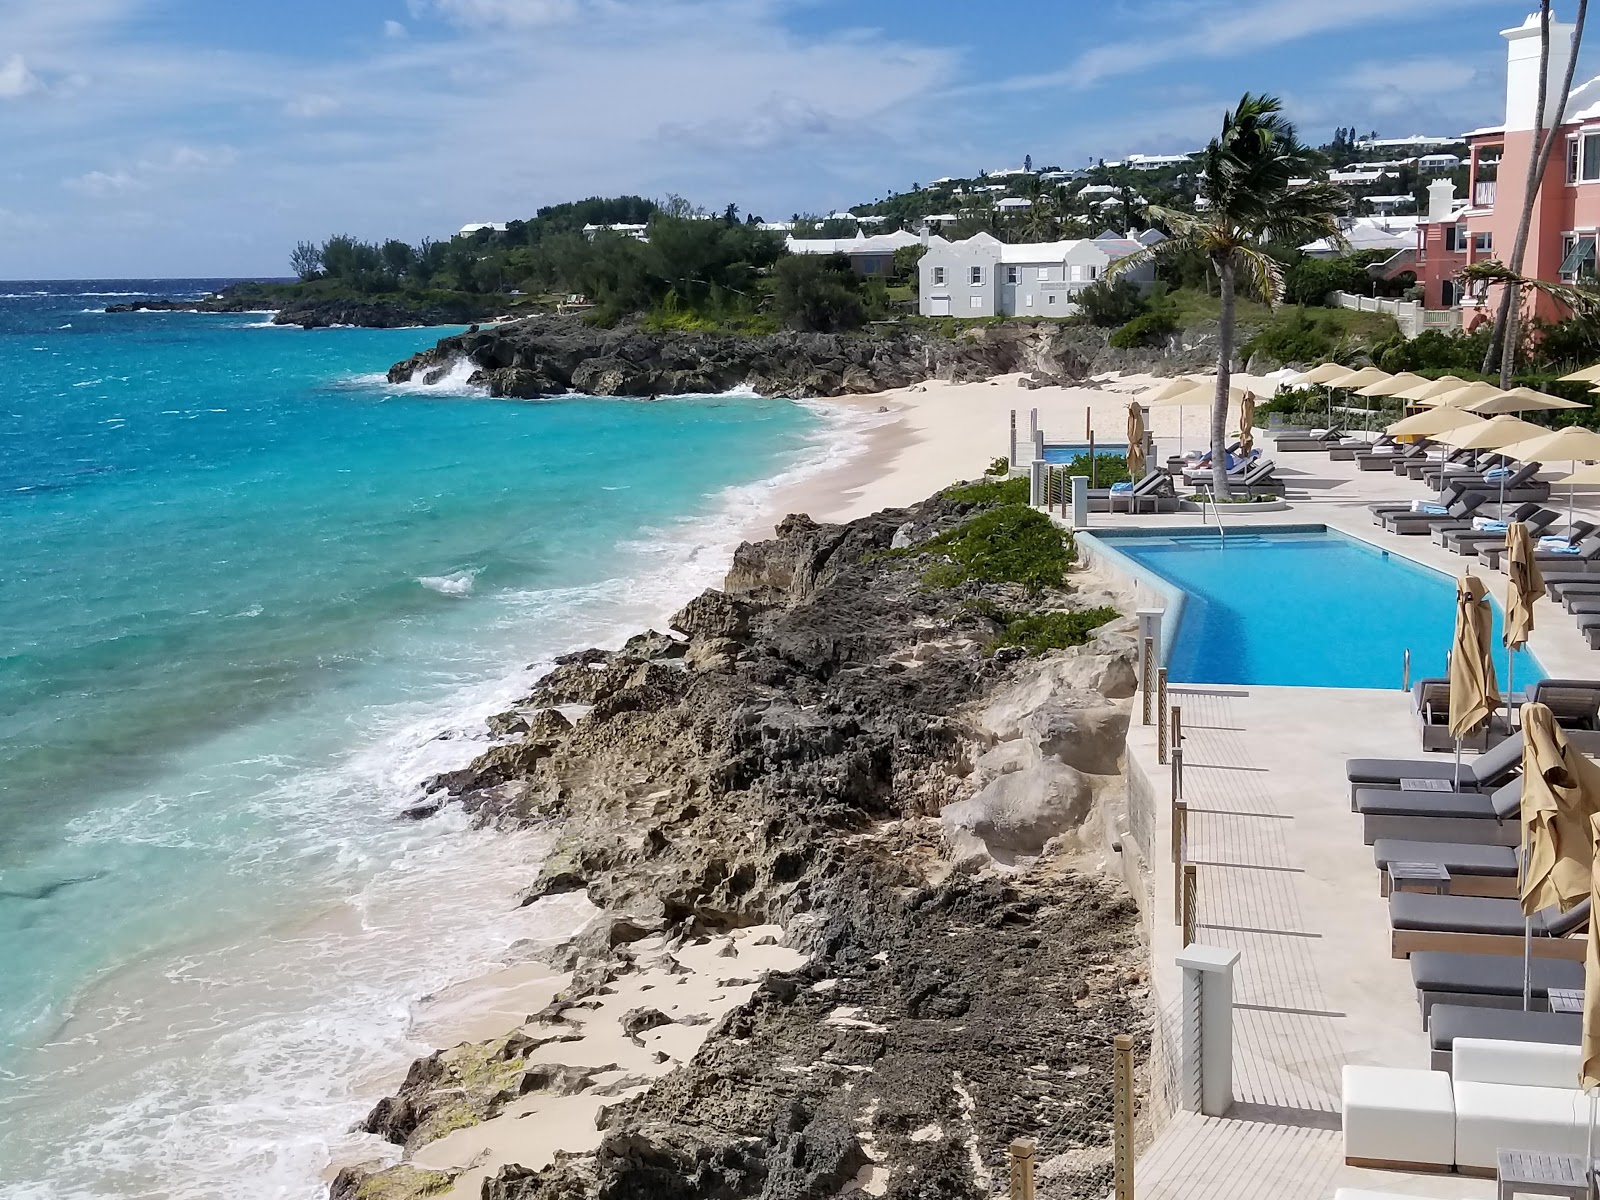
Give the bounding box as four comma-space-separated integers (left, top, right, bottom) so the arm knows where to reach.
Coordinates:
1525, 680, 1600, 730
1411, 676, 1497, 753
1369, 482, 1468, 520
1346, 731, 1524, 802
1354, 442, 1427, 473
1380, 493, 1487, 535
1105, 471, 1179, 514
1329, 433, 1386, 462
1488, 522, 1598, 570
1523, 534, 1600, 574
1192, 457, 1280, 496
1355, 778, 1523, 845
1426, 1004, 1580, 1071
1435, 504, 1551, 555
1372, 839, 1518, 897
1411, 951, 1585, 1024
1408, 446, 1486, 482
1272, 428, 1344, 453
1389, 893, 1589, 960
1418, 455, 1520, 489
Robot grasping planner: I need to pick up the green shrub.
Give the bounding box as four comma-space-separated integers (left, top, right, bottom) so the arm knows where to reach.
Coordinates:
942, 475, 1030, 507
1240, 307, 1336, 363
1109, 310, 1178, 349
986, 457, 1011, 477
924, 505, 1074, 593
992, 607, 1119, 654
1064, 451, 1131, 485
1075, 279, 1147, 328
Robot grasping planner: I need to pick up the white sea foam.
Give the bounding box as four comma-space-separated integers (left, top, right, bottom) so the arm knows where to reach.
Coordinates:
417, 570, 478, 597
346, 355, 486, 398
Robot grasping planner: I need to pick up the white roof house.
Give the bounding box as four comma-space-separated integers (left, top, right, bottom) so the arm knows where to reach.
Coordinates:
1357, 134, 1457, 150
917, 231, 1156, 318
785, 230, 922, 256
1329, 169, 1390, 185
582, 223, 649, 240
986, 167, 1034, 178
1418, 153, 1462, 172
1124, 153, 1195, 170
1301, 216, 1421, 258
995, 197, 1034, 211
757, 221, 796, 232
457, 222, 509, 236
1078, 184, 1119, 196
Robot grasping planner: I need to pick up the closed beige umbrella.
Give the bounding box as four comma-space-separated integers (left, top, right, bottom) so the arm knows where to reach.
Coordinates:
1585, 812, 1600, 1087
1127, 401, 1148, 479
1449, 574, 1500, 745
1520, 702, 1600, 915
1237, 392, 1256, 457
1504, 522, 1543, 701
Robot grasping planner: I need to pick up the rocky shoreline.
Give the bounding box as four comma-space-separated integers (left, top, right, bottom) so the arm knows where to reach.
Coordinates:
332, 482, 1151, 1200
105, 294, 495, 330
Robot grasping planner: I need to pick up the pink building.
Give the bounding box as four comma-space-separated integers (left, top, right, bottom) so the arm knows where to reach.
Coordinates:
1415, 12, 1600, 331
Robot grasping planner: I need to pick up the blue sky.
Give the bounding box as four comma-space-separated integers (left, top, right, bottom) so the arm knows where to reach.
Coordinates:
0, 0, 1589, 278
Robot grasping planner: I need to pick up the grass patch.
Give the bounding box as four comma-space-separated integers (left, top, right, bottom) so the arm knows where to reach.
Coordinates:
942, 475, 1030, 507
924, 505, 1073, 593
992, 608, 1119, 654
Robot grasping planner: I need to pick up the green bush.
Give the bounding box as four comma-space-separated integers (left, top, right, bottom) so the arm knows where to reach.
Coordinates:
771, 253, 866, 332
986, 457, 1011, 477
942, 475, 1031, 507
1075, 279, 1147, 328
924, 505, 1074, 593
1377, 327, 1494, 373
992, 607, 1120, 654
1283, 253, 1384, 307
1109, 310, 1178, 349
1064, 451, 1131, 485
1240, 307, 1336, 363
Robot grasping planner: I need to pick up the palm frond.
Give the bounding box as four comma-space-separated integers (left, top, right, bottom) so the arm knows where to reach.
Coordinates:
1232, 245, 1287, 306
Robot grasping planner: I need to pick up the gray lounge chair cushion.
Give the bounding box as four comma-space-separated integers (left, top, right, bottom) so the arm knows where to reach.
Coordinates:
1410, 951, 1584, 1001
1355, 778, 1520, 820
1427, 1004, 1579, 1052
1373, 840, 1519, 877
1390, 893, 1589, 937
1347, 734, 1524, 790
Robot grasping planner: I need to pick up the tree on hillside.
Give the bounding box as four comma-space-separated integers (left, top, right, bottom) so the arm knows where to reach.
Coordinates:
1481, 0, 1589, 384
290, 241, 322, 281
1110, 93, 1347, 497
772, 254, 866, 332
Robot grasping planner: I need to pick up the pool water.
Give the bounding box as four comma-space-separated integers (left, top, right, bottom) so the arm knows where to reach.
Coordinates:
1094, 527, 1546, 689
1041, 442, 1129, 464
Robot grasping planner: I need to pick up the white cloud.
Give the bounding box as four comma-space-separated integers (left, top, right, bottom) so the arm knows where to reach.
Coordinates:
0, 53, 42, 98
417, 0, 578, 27
66, 169, 141, 197
383, 19, 409, 38
284, 93, 340, 119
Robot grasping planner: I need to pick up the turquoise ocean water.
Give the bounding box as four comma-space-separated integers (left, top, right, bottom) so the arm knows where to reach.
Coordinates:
0, 282, 847, 1197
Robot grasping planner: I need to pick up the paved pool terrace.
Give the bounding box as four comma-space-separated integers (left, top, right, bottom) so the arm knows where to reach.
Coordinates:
1065, 442, 1600, 1200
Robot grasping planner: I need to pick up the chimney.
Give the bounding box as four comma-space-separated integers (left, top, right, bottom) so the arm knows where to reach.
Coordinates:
1503, 12, 1577, 133
1427, 178, 1456, 223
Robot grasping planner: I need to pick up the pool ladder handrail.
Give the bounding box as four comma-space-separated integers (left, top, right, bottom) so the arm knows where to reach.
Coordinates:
1197, 490, 1226, 543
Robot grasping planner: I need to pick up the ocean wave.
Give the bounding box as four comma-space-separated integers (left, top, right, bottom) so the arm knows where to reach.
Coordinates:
346, 356, 485, 398
417, 570, 478, 597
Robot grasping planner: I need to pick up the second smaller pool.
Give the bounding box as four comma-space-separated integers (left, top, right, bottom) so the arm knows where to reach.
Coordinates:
1041, 442, 1129, 464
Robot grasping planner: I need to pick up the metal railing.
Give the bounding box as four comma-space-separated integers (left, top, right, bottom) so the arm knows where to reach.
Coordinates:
1196, 491, 1226, 543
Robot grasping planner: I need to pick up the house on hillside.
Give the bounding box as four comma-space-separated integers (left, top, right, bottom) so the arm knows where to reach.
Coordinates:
1412, 12, 1600, 329
457, 222, 509, 236
917, 232, 1155, 318
785, 230, 922, 275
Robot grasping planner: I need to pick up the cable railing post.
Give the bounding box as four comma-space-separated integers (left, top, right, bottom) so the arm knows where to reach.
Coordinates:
1172, 799, 1187, 924
1008, 1139, 1035, 1200
1113, 1035, 1135, 1200
1182, 863, 1198, 946
1157, 669, 1169, 764
1141, 636, 1155, 726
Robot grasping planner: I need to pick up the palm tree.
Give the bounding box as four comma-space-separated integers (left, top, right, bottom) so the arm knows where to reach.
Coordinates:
1482, 0, 1588, 384
1110, 93, 1347, 497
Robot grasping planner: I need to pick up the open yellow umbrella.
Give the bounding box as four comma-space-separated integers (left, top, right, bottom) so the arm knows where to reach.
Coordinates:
1436, 414, 1547, 450
1385, 407, 1485, 438
1146, 379, 1214, 456
1357, 371, 1430, 398
1449, 575, 1501, 789
1504, 522, 1543, 701
1297, 362, 1354, 385
1326, 366, 1390, 389
1560, 364, 1600, 383
1466, 387, 1590, 415
1499, 426, 1600, 524
1126, 401, 1148, 479
1395, 375, 1470, 403
1417, 382, 1509, 410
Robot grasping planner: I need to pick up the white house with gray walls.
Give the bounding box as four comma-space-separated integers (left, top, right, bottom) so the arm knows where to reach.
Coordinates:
917, 232, 1157, 318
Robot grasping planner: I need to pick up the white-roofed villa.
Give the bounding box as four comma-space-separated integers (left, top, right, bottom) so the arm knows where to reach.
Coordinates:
916, 231, 1157, 318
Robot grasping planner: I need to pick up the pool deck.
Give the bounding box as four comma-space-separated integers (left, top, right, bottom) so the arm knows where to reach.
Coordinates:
1075, 440, 1599, 1200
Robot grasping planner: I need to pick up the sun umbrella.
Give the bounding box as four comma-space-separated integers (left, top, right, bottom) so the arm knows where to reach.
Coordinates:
1439, 416, 1553, 514
1504, 522, 1543, 701
1449, 575, 1501, 787
1585, 812, 1600, 1086
1146, 379, 1211, 457
1126, 401, 1147, 479
1385, 407, 1485, 438
1519, 702, 1600, 1010
1237, 392, 1256, 458
1466, 387, 1589, 415
1560, 364, 1600, 383
1394, 375, 1470, 403
1499, 426, 1600, 524
1357, 371, 1431, 398
1320, 366, 1391, 429
1297, 362, 1354, 385
1418, 382, 1510, 410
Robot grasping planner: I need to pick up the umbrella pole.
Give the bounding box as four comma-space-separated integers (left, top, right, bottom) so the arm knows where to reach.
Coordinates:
1454, 735, 1462, 789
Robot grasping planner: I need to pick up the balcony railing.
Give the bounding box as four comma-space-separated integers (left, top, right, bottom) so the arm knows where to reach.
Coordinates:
1474, 180, 1497, 208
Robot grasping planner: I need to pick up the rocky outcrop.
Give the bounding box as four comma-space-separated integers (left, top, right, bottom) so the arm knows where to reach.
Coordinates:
384, 316, 1127, 400
345, 485, 1149, 1200
105, 291, 494, 329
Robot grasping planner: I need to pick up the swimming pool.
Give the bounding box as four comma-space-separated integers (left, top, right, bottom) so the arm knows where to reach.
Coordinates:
1041, 442, 1129, 464
1087, 526, 1546, 690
